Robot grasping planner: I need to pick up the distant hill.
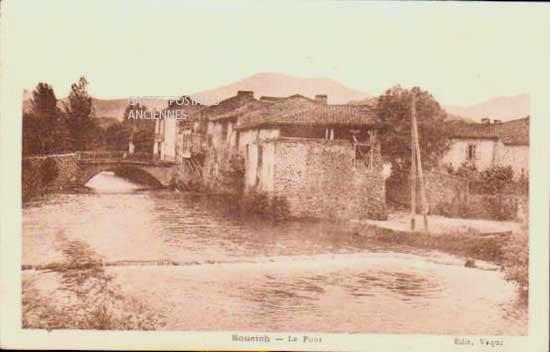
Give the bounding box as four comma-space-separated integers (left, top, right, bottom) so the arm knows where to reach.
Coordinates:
23, 76, 529, 125
194, 72, 370, 104
95, 117, 121, 129
445, 94, 529, 122
89, 97, 167, 121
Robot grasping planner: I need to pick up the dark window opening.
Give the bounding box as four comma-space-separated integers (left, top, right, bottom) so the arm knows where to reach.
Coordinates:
221, 122, 228, 142
467, 144, 476, 161
257, 144, 263, 168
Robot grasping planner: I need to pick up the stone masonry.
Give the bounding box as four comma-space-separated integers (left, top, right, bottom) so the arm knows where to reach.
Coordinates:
254, 137, 387, 220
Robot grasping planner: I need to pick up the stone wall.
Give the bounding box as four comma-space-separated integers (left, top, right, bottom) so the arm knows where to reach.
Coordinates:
23, 153, 81, 190
202, 146, 244, 195
386, 171, 468, 214
386, 170, 528, 221
22, 153, 81, 201
249, 137, 387, 220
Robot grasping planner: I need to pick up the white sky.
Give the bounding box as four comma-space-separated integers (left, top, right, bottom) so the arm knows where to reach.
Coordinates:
4, 0, 550, 106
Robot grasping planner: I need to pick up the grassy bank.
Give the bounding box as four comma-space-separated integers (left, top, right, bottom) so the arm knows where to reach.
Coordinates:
358, 225, 508, 263
22, 239, 165, 330
357, 223, 528, 296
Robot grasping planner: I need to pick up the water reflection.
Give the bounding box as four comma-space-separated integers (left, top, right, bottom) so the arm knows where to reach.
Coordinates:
85, 171, 146, 193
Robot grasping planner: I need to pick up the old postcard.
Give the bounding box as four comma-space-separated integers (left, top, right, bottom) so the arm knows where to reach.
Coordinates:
1, 0, 549, 351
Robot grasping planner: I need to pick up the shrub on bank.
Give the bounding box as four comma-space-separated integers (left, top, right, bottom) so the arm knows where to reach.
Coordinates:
40, 157, 59, 185
367, 226, 505, 263
22, 159, 43, 202
238, 192, 291, 221
502, 222, 529, 296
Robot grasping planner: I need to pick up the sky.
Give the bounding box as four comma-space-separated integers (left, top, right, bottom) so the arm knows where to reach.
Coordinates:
3, 0, 550, 106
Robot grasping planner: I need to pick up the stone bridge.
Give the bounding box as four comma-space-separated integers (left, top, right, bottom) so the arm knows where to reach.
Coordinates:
23, 152, 178, 189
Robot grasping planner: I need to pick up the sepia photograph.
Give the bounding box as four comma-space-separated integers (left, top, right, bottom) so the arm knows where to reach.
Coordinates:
1, 0, 549, 351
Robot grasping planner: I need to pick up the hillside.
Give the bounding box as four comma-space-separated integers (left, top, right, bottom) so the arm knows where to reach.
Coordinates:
445, 94, 529, 122
23, 76, 528, 125
194, 72, 370, 104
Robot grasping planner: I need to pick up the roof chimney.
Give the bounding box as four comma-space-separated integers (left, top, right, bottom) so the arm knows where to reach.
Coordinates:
315, 94, 328, 104
237, 90, 254, 98
481, 118, 490, 125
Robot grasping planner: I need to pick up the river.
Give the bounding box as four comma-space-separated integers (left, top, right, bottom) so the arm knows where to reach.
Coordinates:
22, 172, 527, 335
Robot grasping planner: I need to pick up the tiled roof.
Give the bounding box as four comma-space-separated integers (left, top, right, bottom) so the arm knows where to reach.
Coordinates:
186, 92, 257, 122
237, 104, 379, 130
449, 117, 529, 145
209, 100, 266, 121
236, 96, 320, 129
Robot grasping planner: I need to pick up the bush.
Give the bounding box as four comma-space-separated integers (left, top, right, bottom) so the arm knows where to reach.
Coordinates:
238, 192, 291, 221
470, 165, 514, 195
220, 153, 245, 194
40, 157, 59, 185
502, 223, 529, 296
271, 196, 291, 221
22, 159, 43, 202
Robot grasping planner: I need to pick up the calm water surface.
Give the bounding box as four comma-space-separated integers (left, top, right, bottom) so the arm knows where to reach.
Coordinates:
23, 172, 527, 334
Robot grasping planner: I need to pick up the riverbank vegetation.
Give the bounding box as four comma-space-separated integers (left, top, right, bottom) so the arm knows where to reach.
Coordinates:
22, 239, 165, 330
502, 218, 529, 296
359, 221, 529, 297
361, 226, 506, 263
442, 164, 528, 221
22, 157, 60, 202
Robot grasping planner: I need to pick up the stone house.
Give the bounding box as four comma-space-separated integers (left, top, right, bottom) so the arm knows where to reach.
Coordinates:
162, 89, 388, 219
236, 102, 387, 220
196, 91, 325, 193
441, 117, 529, 180
153, 100, 203, 162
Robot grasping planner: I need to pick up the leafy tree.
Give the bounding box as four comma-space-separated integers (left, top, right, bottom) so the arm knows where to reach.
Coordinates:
123, 102, 153, 132
63, 77, 98, 151
22, 83, 70, 155
376, 86, 450, 178
121, 102, 154, 152
104, 121, 132, 151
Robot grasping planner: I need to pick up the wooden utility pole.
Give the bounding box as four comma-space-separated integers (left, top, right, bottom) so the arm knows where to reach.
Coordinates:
412, 95, 429, 232
410, 97, 417, 232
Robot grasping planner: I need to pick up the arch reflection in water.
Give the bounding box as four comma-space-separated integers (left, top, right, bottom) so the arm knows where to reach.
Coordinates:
85, 171, 155, 193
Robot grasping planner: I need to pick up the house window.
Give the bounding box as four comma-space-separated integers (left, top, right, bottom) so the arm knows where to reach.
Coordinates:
467, 144, 476, 162
257, 144, 263, 168
221, 122, 228, 141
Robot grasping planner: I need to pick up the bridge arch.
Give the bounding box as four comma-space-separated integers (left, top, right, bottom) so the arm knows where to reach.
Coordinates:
79, 164, 167, 188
